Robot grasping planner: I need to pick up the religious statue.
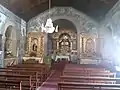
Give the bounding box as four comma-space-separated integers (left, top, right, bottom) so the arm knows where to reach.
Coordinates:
4, 39, 13, 57
41, 18, 58, 33
33, 43, 37, 51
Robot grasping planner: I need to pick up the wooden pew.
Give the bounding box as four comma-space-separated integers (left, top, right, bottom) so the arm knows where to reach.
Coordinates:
8, 63, 49, 71
64, 68, 107, 71
7, 63, 50, 80
0, 74, 35, 90
63, 70, 110, 75
63, 68, 110, 72
1, 63, 51, 88
0, 80, 22, 90
4, 67, 48, 82
7, 63, 49, 74
58, 82, 120, 90
62, 65, 115, 77
64, 64, 105, 69
63, 71, 115, 77
63, 64, 109, 73
60, 76, 120, 84
59, 64, 119, 90
0, 69, 40, 88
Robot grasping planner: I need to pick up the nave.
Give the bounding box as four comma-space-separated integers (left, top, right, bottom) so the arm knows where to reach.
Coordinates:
1, 0, 120, 90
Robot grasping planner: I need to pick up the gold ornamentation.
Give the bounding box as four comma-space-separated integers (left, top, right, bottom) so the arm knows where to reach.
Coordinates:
25, 32, 45, 57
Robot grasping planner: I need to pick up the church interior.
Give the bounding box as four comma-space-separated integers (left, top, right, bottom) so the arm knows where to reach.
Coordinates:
0, 0, 120, 90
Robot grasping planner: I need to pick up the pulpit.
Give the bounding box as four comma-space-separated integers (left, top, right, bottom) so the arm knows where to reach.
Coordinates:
23, 31, 45, 63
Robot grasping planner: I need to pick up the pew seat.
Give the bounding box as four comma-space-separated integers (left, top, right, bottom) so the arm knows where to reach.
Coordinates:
63, 71, 115, 77
58, 82, 120, 90
60, 76, 120, 84
0, 74, 35, 90
0, 80, 22, 90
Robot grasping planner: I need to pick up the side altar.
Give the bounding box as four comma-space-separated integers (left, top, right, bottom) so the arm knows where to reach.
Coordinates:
79, 33, 102, 64
23, 31, 45, 63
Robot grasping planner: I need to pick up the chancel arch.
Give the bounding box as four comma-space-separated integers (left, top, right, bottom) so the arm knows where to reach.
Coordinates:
47, 19, 77, 61
28, 7, 100, 58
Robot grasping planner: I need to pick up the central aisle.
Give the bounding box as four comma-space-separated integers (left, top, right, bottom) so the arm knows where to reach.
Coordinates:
38, 70, 61, 90
38, 61, 68, 90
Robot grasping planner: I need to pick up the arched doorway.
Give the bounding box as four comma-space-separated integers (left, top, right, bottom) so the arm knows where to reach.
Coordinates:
4, 25, 17, 58
48, 19, 77, 60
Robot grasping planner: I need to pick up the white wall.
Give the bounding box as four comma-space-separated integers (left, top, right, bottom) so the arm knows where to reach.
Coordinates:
101, 0, 120, 64
0, 4, 26, 67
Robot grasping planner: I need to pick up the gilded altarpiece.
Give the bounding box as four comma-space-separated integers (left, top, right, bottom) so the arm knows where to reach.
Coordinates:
26, 32, 44, 57
80, 34, 99, 58
23, 31, 45, 64
51, 29, 77, 55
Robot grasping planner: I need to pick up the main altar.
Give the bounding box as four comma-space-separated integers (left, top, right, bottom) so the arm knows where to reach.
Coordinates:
23, 31, 45, 63
50, 29, 77, 62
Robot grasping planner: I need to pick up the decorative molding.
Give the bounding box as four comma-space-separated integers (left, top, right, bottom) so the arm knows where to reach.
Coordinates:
0, 4, 27, 65
27, 7, 99, 34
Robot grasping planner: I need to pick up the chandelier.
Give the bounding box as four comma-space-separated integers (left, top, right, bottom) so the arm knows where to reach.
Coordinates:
41, 0, 58, 33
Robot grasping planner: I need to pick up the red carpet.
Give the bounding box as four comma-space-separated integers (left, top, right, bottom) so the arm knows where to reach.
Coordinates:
38, 61, 67, 90
38, 70, 61, 90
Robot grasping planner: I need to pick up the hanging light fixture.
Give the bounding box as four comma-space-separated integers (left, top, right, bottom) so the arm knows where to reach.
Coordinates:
41, 0, 58, 33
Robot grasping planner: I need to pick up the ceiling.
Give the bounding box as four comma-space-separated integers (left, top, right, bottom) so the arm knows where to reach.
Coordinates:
0, 0, 118, 21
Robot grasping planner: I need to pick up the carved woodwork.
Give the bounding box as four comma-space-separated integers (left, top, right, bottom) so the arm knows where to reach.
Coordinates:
51, 29, 77, 55
80, 33, 98, 58
25, 32, 45, 57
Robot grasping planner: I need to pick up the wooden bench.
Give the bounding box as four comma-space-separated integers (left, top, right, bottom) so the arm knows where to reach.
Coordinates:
63, 69, 110, 73
62, 66, 115, 77
58, 82, 120, 90
8, 63, 49, 71
60, 76, 120, 84
59, 64, 119, 89
63, 64, 109, 73
0, 69, 40, 88
64, 64, 104, 68
64, 68, 107, 72
7, 64, 49, 73
63, 71, 115, 77
4, 67, 48, 82
64, 64, 105, 70
7, 64, 50, 80
0, 80, 22, 90
0, 74, 35, 90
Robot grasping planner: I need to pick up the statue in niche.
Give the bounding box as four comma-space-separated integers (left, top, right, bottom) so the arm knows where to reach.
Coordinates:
32, 39, 38, 52
4, 39, 13, 57
32, 43, 37, 51
59, 34, 71, 55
